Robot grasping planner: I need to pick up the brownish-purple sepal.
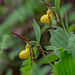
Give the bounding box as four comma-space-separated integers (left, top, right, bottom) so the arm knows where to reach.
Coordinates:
11, 32, 29, 43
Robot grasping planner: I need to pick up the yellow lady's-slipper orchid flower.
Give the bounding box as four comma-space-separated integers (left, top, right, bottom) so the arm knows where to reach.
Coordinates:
19, 45, 30, 59
40, 10, 53, 23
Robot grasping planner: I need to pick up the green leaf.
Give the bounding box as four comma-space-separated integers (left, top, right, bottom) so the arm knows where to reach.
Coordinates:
68, 33, 75, 60
45, 46, 58, 50
49, 28, 68, 56
57, 48, 64, 52
50, 28, 68, 49
68, 24, 75, 34
29, 41, 37, 44
54, 50, 75, 75
39, 52, 59, 64
32, 19, 41, 44
55, 0, 60, 12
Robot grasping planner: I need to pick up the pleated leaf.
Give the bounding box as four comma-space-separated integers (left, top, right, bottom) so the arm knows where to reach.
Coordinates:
54, 50, 75, 75
68, 33, 75, 60
49, 28, 68, 56
50, 28, 68, 49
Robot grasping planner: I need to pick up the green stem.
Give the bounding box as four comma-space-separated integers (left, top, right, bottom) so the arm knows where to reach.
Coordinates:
38, 44, 57, 71
42, 52, 57, 71
59, 11, 69, 38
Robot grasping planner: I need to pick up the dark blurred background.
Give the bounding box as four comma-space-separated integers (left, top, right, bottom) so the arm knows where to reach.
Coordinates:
0, 0, 75, 75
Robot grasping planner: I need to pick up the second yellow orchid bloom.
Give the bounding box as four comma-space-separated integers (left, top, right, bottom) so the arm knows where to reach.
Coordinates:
40, 10, 53, 23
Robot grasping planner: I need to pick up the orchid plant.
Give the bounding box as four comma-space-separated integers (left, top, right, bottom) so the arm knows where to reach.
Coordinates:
12, 0, 75, 75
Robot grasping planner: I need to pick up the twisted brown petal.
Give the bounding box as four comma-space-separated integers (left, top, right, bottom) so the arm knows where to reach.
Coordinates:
42, 0, 51, 8
29, 47, 33, 66
32, 49, 38, 64
11, 32, 29, 43
48, 13, 53, 31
